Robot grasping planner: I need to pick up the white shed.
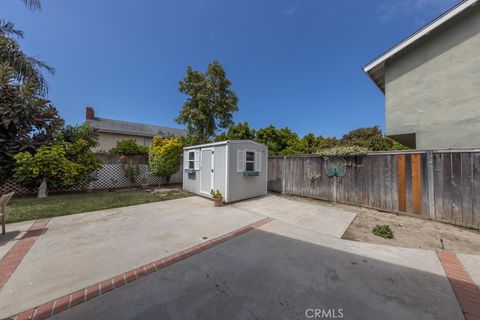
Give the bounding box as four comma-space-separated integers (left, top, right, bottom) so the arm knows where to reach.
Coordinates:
183, 140, 268, 203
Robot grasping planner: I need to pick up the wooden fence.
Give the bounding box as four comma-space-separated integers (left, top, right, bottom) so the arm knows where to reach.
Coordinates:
268, 150, 480, 230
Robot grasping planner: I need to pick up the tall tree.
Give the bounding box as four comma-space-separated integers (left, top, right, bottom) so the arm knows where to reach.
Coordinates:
216, 122, 256, 141
255, 125, 300, 156
0, 64, 63, 183
176, 60, 239, 145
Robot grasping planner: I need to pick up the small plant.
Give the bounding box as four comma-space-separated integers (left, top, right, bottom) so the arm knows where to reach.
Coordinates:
210, 190, 222, 199
120, 157, 140, 185
372, 225, 394, 239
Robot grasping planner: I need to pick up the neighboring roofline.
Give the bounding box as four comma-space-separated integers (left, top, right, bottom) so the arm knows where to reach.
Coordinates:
363, 0, 478, 90
183, 140, 266, 150
91, 127, 158, 138
85, 117, 186, 138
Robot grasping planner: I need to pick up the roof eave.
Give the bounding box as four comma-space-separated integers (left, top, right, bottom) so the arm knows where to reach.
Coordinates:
363, 0, 478, 91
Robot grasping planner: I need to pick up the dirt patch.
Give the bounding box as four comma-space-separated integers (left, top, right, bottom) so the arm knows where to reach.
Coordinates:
280, 194, 480, 255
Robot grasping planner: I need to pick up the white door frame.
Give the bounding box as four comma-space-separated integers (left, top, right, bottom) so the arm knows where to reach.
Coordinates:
200, 148, 214, 195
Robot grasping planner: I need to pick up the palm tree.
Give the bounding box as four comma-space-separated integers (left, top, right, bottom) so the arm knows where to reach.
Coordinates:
22, 0, 41, 10
0, 0, 53, 95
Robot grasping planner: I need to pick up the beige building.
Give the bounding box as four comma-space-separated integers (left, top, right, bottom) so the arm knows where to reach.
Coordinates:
364, 0, 480, 149
85, 106, 186, 152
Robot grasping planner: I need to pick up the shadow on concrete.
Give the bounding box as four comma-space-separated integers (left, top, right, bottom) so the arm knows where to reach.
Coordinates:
49, 228, 466, 320
0, 230, 21, 246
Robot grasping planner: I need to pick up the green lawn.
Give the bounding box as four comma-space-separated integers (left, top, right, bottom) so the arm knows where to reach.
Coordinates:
6, 188, 192, 224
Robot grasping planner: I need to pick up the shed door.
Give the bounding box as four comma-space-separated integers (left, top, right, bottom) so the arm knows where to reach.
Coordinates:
200, 148, 214, 195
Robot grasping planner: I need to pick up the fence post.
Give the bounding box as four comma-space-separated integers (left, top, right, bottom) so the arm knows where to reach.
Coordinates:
333, 177, 337, 203
282, 156, 287, 194
427, 150, 435, 220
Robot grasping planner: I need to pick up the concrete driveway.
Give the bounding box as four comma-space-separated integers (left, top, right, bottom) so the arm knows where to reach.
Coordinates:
0, 194, 475, 319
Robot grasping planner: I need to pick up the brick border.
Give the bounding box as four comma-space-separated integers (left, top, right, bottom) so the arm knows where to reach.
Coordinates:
0, 219, 51, 291
437, 251, 480, 320
6, 217, 273, 320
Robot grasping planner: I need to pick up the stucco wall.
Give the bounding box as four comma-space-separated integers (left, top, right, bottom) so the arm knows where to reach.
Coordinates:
385, 6, 480, 149
94, 132, 153, 152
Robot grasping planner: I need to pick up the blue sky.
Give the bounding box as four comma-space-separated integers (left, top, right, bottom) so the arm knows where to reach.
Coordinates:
2, 0, 459, 138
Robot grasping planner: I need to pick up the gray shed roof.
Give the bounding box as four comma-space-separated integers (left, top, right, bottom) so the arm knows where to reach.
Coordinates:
86, 118, 186, 138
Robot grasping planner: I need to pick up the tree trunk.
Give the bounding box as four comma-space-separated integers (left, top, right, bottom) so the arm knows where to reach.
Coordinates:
37, 179, 48, 198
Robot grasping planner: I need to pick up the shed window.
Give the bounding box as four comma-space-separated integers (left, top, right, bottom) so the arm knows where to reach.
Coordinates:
246, 151, 255, 172
185, 150, 200, 170
188, 151, 195, 169
237, 150, 262, 173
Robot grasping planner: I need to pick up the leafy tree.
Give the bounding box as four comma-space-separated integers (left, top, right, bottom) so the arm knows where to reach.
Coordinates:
176, 60, 239, 144
254, 125, 300, 156
0, 19, 53, 95
340, 126, 407, 151
284, 133, 339, 155
149, 136, 183, 183
13, 124, 102, 194
0, 64, 63, 183
109, 139, 149, 155
216, 122, 256, 141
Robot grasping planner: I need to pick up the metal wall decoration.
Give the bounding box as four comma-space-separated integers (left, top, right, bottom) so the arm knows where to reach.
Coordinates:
305, 159, 321, 181
324, 157, 348, 179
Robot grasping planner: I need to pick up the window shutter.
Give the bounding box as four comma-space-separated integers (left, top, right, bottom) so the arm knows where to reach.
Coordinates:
254, 152, 262, 172
184, 152, 189, 170
237, 150, 245, 172
194, 150, 200, 170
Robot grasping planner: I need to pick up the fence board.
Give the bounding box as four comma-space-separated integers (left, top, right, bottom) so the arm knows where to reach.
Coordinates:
411, 154, 422, 215
434, 153, 444, 221
461, 153, 473, 227
442, 153, 453, 223
473, 154, 480, 229
397, 155, 406, 212
451, 153, 463, 225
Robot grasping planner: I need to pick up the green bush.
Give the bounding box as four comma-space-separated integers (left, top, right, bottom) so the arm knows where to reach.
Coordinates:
149, 136, 183, 183
13, 124, 102, 192
109, 139, 149, 155
372, 225, 394, 239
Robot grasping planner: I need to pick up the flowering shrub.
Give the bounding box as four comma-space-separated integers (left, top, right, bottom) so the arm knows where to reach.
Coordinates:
315, 146, 369, 159
149, 136, 183, 183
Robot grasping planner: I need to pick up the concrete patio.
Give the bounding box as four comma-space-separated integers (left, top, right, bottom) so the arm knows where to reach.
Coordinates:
0, 194, 477, 319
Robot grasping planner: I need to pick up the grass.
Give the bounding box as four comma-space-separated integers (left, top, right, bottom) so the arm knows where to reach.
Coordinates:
372, 224, 394, 239
6, 188, 192, 224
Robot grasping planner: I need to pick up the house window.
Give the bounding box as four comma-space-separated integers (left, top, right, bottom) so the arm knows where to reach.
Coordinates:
188, 151, 195, 169
246, 151, 255, 172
